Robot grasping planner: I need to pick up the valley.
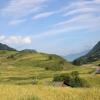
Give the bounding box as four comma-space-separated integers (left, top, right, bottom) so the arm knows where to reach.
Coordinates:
0, 43, 99, 100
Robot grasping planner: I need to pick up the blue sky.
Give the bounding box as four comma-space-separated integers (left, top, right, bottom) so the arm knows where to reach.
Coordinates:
0, 0, 100, 55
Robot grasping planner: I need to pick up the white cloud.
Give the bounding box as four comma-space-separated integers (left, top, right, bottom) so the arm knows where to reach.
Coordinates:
60, 1, 90, 13
9, 19, 26, 25
31, 13, 100, 41
60, 0, 100, 15
33, 12, 54, 20
16, 0, 100, 43
1, 0, 51, 25
30, 0, 100, 41
1, 0, 48, 18
0, 35, 5, 41
54, 13, 100, 28
63, 7, 97, 17
95, 0, 100, 3
0, 35, 32, 45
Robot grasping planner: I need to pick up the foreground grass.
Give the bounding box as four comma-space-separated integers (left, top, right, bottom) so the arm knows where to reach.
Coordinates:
0, 85, 99, 100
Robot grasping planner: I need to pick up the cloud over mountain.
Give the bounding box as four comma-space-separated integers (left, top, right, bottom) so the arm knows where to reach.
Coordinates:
0, 35, 32, 45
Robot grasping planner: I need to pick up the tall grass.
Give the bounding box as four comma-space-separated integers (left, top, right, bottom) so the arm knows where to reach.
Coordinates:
0, 85, 99, 100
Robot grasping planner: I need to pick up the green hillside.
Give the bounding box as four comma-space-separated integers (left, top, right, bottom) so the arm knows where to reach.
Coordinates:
0, 49, 99, 86
0, 50, 74, 71
73, 41, 100, 65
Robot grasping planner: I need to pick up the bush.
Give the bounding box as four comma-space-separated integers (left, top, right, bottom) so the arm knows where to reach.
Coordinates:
69, 71, 83, 87
53, 74, 70, 82
45, 63, 63, 71
53, 71, 88, 87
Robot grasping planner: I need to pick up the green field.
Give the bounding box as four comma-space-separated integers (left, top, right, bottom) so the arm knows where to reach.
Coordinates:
0, 50, 100, 100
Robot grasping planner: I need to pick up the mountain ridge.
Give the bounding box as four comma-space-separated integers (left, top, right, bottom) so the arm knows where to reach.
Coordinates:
73, 41, 100, 65
0, 43, 16, 51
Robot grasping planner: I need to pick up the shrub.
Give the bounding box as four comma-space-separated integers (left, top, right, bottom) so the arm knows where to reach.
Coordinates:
53, 74, 70, 82
45, 63, 63, 71
69, 71, 83, 87
53, 71, 88, 87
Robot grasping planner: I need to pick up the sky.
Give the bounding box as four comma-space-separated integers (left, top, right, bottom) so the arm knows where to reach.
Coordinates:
0, 0, 100, 56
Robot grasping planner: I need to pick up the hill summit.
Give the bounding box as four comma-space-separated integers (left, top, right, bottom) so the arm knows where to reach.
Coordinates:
0, 43, 16, 51
73, 41, 100, 65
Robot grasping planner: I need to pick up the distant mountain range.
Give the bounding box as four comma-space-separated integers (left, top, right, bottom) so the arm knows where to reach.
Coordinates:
0, 43, 16, 51
73, 41, 100, 65
1, 41, 100, 67
64, 50, 89, 61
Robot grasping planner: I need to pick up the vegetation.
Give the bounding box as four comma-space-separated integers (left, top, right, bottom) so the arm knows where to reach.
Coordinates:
0, 43, 99, 100
73, 41, 100, 65
0, 85, 99, 100
53, 71, 88, 87
0, 50, 74, 71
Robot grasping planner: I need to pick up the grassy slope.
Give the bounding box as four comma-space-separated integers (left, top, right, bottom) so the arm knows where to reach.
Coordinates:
0, 50, 17, 56
0, 50, 74, 84
0, 50, 100, 100
0, 50, 74, 70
